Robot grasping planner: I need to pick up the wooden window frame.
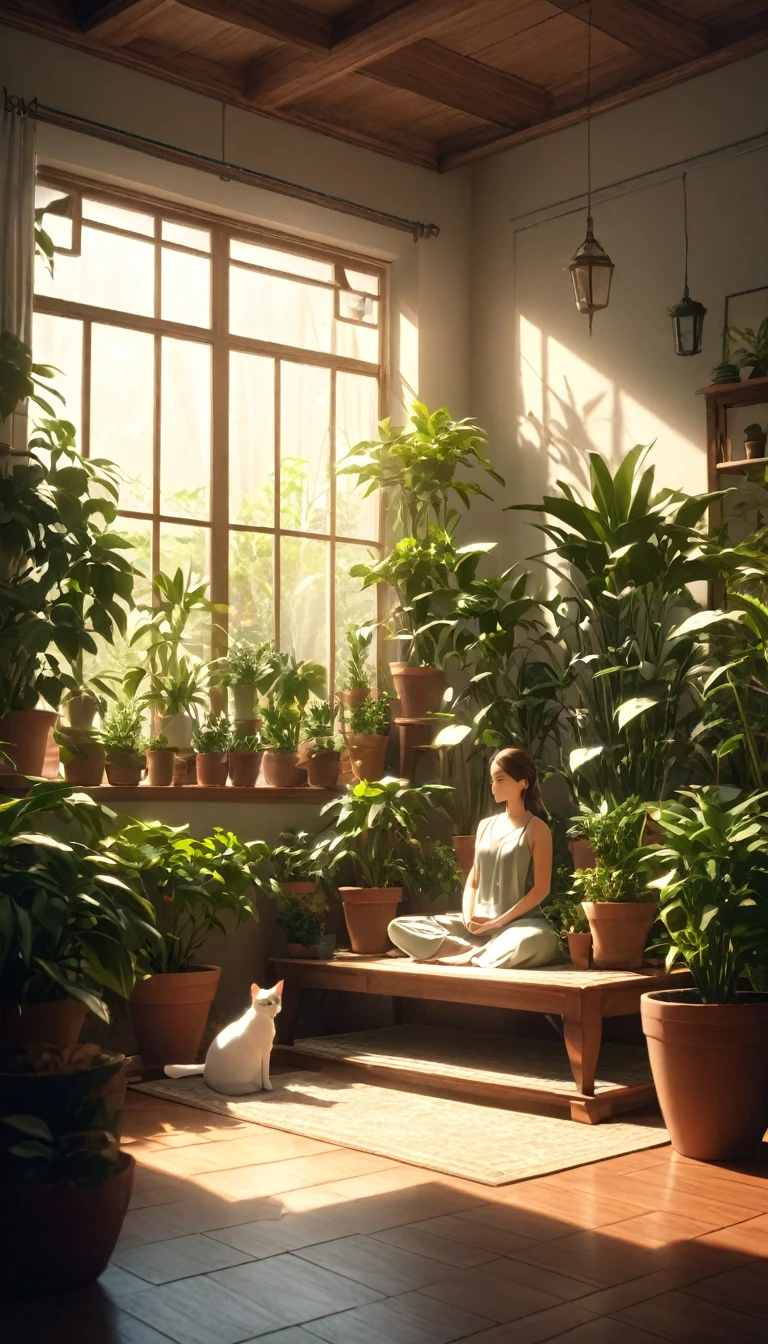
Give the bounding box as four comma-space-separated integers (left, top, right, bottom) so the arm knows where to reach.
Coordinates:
34, 170, 387, 700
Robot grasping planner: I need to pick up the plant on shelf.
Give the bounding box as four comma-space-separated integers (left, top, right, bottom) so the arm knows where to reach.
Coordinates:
214, 638, 281, 722
145, 733, 178, 788
0, 781, 159, 1041
743, 423, 767, 460
273, 888, 329, 958
401, 838, 463, 913
727, 316, 768, 379
302, 700, 342, 789
313, 777, 451, 952
569, 797, 657, 970
344, 692, 390, 782
259, 654, 323, 788
541, 894, 591, 968
641, 788, 768, 1161
100, 700, 147, 786
268, 830, 327, 892
191, 712, 233, 788
339, 624, 374, 705
104, 821, 270, 1065
228, 730, 263, 789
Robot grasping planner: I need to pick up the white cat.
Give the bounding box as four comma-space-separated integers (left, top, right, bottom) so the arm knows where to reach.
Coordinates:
164, 981, 283, 1096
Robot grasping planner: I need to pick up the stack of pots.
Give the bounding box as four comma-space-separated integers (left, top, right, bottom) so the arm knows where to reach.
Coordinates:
58, 693, 105, 786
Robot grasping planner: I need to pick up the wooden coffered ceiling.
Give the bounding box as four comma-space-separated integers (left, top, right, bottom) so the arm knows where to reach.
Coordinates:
2, 1, 768, 170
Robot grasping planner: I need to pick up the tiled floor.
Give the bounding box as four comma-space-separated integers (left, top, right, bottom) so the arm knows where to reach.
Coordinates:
6, 1090, 768, 1343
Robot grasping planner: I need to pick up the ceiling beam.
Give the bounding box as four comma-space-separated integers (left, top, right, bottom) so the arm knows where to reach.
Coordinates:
366, 38, 548, 126
174, 0, 331, 52
548, 1, 708, 65
74, 0, 172, 46
245, 0, 493, 108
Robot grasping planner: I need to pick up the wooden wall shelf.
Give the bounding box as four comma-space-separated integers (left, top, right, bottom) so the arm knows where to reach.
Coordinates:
716, 457, 768, 473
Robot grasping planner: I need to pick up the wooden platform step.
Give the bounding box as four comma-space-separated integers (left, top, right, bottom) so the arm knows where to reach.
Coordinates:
275, 1024, 658, 1124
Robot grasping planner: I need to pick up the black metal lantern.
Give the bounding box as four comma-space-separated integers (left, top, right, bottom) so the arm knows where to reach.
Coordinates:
668, 174, 706, 356
566, 5, 614, 335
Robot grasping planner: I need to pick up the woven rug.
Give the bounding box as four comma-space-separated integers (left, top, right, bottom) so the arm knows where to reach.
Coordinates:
133, 1063, 667, 1187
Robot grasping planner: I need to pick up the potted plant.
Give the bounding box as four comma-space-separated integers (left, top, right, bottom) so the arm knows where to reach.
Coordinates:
570, 798, 657, 969
146, 733, 178, 787
0, 1041, 135, 1293
107, 822, 268, 1065
274, 887, 329, 958
313, 777, 450, 953
728, 317, 768, 379
268, 830, 326, 898
642, 788, 768, 1160
344, 694, 391, 782
338, 624, 373, 709
744, 422, 767, 460
53, 721, 106, 787
0, 782, 159, 1049
214, 638, 279, 726
192, 712, 232, 787
260, 698, 304, 787
401, 838, 463, 915
302, 700, 342, 788
101, 699, 147, 786
228, 730, 263, 787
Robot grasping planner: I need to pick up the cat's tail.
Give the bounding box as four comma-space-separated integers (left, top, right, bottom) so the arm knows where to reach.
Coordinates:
164, 1064, 205, 1079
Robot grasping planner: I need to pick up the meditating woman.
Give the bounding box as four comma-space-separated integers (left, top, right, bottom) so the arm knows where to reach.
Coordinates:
388, 746, 559, 969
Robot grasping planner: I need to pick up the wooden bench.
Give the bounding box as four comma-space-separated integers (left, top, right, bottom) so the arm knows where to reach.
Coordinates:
271, 953, 688, 1124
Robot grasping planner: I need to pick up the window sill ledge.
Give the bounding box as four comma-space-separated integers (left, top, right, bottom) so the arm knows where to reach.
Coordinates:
0, 781, 340, 804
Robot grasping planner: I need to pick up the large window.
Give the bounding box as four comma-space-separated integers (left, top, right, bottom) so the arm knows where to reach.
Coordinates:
33, 174, 384, 694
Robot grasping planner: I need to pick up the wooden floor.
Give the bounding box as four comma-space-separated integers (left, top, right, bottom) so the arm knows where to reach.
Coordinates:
6, 1087, 768, 1343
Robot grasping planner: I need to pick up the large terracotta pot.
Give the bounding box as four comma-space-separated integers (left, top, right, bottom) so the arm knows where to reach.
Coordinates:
195, 752, 229, 787
338, 688, 370, 710
306, 751, 340, 789
642, 990, 768, 1160
58, 728, 105, 787
232, 684, 259, 721
582, 901, 657, 970
160, 712, 194, 750
146, 750, 176, 786
346, 732, 388, 782
389, 664, 447, 719
228, 750, 262, 787
0, 709, 57, 777
568, 931, 592, 970
262, 751, 303, 787
0, 1152, 135, 1293
105, 753, 143, 786
0, 998, 87, 1049
64, 693, 100, 730
129, 965, 221, 1066
340, 886, 403, 954
452, 835, 476, 884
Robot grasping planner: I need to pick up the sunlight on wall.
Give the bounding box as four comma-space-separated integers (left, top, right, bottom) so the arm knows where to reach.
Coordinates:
397, 310, 419, 409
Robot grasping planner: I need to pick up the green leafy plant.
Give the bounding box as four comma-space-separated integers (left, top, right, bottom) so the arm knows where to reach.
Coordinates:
432, 722, 491, 836
137, 655, 210, 719
104, 822, 269, 974
260, 698, 302, 753
147, 734, 177, 753
33, 193, 71, 279
274, 889, 328, 947
542, 893, 590, 946
267, 831, 326, 886
342, 625, 373, 690
192, 713, 233, 754
124, 568, 223, 710
303, 701, 340, 755
569, 797, 651, 904
0, 782, 159, 1018
0, 329, 64, 424
100, 700, 146, 759
649, 788, 768, 1001
346, 695, 390, 736
230, 732, 261, 754
728, 318, 768, 377
214, 639, 281, 692
401, 839, 463, 908
270, 652, 326, 711
313, 777, 451, 889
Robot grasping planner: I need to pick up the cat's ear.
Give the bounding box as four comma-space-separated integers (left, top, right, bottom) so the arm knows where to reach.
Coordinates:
275, 980, 284, 997
250, 983, 260, 997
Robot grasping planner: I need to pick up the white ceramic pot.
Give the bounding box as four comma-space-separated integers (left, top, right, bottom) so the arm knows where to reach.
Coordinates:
159, 713, 194, 750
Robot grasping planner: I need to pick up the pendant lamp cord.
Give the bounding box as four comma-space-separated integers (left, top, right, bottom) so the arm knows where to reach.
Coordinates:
586, 1, 592, 225
682, 171, 689, 296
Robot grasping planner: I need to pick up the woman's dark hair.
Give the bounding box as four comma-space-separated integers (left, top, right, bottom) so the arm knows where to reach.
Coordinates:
492, 747, 548, 820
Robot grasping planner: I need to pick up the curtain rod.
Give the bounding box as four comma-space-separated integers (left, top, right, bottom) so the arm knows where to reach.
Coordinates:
4, 90, 440, 242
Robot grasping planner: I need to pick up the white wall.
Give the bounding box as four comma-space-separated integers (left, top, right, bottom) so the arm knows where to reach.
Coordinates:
469, 51, 768, 570
0, 23, 473, 421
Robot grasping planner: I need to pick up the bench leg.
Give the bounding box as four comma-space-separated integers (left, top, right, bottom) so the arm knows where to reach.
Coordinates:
277, 980, 301, 1045
563, 994, 602, 1097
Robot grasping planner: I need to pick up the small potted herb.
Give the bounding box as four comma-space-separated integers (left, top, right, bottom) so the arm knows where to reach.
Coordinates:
54, 717, 106, 787
146, 733, 178, 787
338, 625, 373, 709
274, 888, 329, 958
401, 838, 463, 914
260, 699, 304, 787
570, 798, 656, 969
744, 422, 767, 461
228, 731, 263, 788
192, 712, 232, 787
345, 694, 390, 782
101, 700, 147, 786
303, 701, 342, 789
215, 638, 281, 725
543, 895, 592, 969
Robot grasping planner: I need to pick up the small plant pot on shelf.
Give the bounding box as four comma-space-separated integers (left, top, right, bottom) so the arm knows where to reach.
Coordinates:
231, 684, 259, 722
641, 990, 768, 1160
338, 688, 370, 710
262, 751, 303, 788
146, 749, 176, 787
567, 931, 592, 970
287, 943, 320, 959
340, 886, 403, 954
582, 901, 657, 970
0, 998, 87, 1050
346, 732, 388, 783
58, 728, 105, 787
0, 709, 58, 777
389, 664, 447, 719
105, 753, 144, 787
160, 712, 194, 751
64, 693, 100, 730
173, 750, 197, 785
745, 441, 766, 460
129, 965, 221, 1067
195, 752, 229, 788
306, 751, 340, 789
228, 750, 262, 787
452, 835, 476, 885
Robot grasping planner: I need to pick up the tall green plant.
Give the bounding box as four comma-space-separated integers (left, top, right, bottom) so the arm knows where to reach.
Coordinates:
313, 777, 451, 889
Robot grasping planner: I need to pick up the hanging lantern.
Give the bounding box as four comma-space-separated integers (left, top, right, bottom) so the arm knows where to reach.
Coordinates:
568, 216, 614, 333
668, 173, 706, 356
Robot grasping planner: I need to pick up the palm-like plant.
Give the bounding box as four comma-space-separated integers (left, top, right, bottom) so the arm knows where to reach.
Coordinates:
124, 568, 223, 710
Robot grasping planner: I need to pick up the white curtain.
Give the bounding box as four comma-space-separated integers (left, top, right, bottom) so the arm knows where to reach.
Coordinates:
0, 91, 37, 451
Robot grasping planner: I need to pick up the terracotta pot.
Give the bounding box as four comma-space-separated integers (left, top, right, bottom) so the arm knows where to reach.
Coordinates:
568, 931, 593, 970
228, 750, 262, 787
745, 439, 766, 460
105, 754, 143, 786
262, 751, 303, 787
160, 712, 194, 750
306, 751, 340, 789
582, 901, 657, 970
195, 752, 229, 787
0, 1152, 135, 1293
280, 881, 316, 897
173, 750, 197, 785
569, 837, 597, 870
642, 990, 768, 1160
0, 998, 88, 1049
232, 684, 259, 721
452, 835, 476, 884
147, 750, 176, 786
346, 731, 388, 782
390, 664, 447, 719
338, 688, 370, 709
287, 943, 320, 958
59, 728, 105, 787
340, 886, 403, 954
129, 965, 221, 1066
64, 693, 100, 730
0, 709, 57, 777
